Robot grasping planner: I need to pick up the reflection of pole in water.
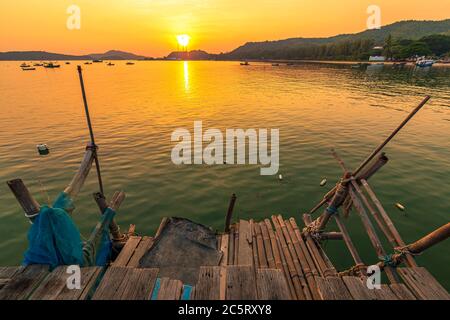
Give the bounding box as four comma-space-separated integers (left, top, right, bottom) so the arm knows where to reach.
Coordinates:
183, 61, 189, 92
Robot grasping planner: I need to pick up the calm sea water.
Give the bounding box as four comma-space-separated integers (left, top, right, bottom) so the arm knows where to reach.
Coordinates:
0, 61, 449, 288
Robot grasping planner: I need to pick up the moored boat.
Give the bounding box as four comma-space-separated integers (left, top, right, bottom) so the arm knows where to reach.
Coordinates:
416, 58, 434, 68
44, 62, 61, 68
240, 61, 249, 66
107, 62, 115, 66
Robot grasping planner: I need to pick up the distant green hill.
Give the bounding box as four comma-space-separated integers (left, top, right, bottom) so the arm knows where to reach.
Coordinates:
224, 19, 450, 59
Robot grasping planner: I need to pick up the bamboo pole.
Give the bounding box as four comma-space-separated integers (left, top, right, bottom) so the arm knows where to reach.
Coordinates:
334, 214, 364, 266
93, 191, 126, 241
7, 179, 40, 221
348, 185, 399, 283
276, 215, 312, 300
259, 222, 275, 268
285, 219, 321, 300
351, 181, 397, 247
377, 222, 450, 269
63, 144, 96, 200
308, 96, 430, 215
361, 179, 417, 267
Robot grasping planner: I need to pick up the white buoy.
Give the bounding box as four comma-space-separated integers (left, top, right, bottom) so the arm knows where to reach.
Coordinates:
395, 203, 405, 211
320, 178, 327, 186
279, 174, 283, 181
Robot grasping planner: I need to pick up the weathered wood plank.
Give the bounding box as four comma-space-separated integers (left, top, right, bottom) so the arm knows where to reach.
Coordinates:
0, 266, 23, 289
117, 268, 158, 300
237, 220, 253, 266
29, 266, 68, 300
226, 266, 257, 300
256, 269, 291, 300
219, 234, 229, 267
157, 278, 183, 300
389, 283, 417, 300
127, 236, 154, 267
193, 266, 221, 300
56, 267, 102, 300
0, 265, 49, 300
113, 236, 142, 267
254, 223, 268, 268
342, 276, 377, 300
315, 277, 353, 300
398, 267, 450, 300
373, 284, 399, 300
92, 266, 131, 300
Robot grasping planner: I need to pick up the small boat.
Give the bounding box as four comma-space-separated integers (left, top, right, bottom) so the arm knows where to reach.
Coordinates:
240, 61, 249, 66
92, 59, 103, 63
22, 67, 36, 71
107, 62, 115, 66
65, 62, 71, 65
126, 62, 135, 65
84, 62, 92, 65
20, 63, 30, 68
44, 62, 60, 68
416, 58, 434, 68
33, 63, 44, 67
272, 63, 280, 66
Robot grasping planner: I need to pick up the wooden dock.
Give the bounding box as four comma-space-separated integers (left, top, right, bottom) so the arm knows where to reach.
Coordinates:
1, 215, 448, 300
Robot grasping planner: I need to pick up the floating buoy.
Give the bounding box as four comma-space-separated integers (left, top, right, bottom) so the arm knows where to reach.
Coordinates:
278, 174, 283, 181
320, 178, 327, 186
37, 144, 50, 156
395, 203, 405, 211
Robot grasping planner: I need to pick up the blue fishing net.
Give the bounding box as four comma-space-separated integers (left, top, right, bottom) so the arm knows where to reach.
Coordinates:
23, 192, 114, 268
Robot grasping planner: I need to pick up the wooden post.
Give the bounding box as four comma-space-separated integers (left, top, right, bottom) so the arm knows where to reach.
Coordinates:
7, 179, 40, 221
63, 144, 96, 200
224, 193, 237, 233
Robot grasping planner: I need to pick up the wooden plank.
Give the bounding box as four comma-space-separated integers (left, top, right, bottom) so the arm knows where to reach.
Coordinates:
398, 267, 450, 300
127, 236, 154, 267
228, 226, 235, 265
327, 277, 353, 300
0, 267, 23, 289
117, 268, 158, 300
373, 284, 399, 300
113, 236, 142, 267
315, 277, 353, 300
237, 220, 253, 266
193, 266, 221, 300
256, 269, 291, 300
315, 277, 336, 300
29, 266, 68, 300
254, 223, 268, 268
219, 266, 226, 300
219, 234, 229, 266
342, 276, 377, 300
157, 278, 183, 300
92, 266, 131, 300
56, 267, 102, 300
226, 266, 257, 300
0, 265, 49, 300
234, 222, 239, 265
250, 220, 259, 268
389, 283, 417, 300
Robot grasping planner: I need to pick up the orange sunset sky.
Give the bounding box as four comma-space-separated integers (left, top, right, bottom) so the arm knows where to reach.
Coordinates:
1, 0, 449, 57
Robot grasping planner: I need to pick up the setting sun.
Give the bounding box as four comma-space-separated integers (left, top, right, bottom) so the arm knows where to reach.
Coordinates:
176, 35, 190, 48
